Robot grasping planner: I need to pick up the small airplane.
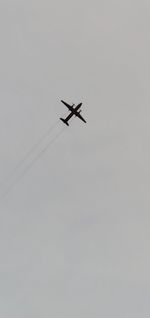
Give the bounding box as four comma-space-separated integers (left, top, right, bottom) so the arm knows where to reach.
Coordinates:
60, 100, 86, 126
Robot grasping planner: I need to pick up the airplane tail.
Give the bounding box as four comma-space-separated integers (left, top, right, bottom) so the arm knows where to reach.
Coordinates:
60, 118, 69, 126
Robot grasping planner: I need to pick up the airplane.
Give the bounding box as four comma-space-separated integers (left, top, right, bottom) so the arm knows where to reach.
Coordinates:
60, 100, 86, 126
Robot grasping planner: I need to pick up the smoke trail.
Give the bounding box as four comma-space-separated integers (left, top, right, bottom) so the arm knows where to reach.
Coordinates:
0, 120, 59, 190
1, 127, 66, 200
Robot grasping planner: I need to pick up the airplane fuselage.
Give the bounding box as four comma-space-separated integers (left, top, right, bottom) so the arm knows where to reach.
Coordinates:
68, 106, 81, 115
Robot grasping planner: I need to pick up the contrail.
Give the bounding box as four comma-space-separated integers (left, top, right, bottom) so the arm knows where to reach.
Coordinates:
1, 127, 66, 200
0, 119, 59, 190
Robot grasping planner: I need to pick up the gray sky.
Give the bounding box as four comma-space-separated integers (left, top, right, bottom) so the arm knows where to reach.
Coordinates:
0, 0, 150, 317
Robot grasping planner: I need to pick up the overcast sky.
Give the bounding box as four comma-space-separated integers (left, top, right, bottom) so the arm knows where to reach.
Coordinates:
0, 0, 150, 317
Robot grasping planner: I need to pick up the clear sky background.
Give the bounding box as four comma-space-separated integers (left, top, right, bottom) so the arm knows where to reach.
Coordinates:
0, 0, 150, 317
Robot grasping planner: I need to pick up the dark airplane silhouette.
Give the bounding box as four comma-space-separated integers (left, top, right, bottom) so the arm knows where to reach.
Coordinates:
60, 100, 86, 126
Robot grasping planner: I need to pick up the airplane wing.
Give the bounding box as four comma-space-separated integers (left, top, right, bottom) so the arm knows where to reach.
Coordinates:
76, 112, 86, 123
61, 100, 71, 110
